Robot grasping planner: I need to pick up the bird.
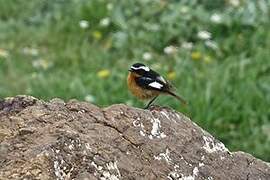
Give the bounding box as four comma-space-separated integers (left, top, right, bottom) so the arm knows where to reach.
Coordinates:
127, 63, 187, 109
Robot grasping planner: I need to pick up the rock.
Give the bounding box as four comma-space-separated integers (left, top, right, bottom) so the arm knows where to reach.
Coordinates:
0, 95, 269, 179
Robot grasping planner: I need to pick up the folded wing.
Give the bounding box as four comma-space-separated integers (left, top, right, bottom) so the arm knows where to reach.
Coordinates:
135, 76, 169, 92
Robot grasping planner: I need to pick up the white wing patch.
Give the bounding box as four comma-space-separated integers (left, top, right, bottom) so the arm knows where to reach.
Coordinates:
149, 81, 163, 89
157, 76, 167, 84
131, 66, 150, 72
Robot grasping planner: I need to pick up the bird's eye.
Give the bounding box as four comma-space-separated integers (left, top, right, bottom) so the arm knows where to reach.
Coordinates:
136, 69, 145, 75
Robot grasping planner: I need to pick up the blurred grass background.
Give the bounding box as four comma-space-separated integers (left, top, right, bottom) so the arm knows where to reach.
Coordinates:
0, 0, 269, 161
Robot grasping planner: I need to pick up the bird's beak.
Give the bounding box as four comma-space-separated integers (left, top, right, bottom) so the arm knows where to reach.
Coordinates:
128, 69, 132, 72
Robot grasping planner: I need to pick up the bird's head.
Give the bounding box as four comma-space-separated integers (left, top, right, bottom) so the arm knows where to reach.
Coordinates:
129, 63, 150, 77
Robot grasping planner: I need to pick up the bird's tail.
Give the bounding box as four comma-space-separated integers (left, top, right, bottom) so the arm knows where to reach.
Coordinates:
167, 91, 187, 105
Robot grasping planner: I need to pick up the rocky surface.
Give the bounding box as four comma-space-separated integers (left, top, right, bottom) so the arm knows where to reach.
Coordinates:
0, 95, 269, 180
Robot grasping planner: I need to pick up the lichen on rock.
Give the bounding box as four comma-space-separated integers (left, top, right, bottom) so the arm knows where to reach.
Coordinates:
0, 95, 269, 179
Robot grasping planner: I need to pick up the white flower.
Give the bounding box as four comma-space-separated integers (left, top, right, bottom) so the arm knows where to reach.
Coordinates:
107, 3, 113, 10
228, 0, 240, 7
84, 94, 95, 102
197, 31, 212, 40
79, 20, 89, 29
180, 6, 189, 13
210, 13, 222, 24
142, 52, 152, 61
164, 45, 177, 55
22, 47, 39, 56
32, 58, 52, 70
100, 17, 110, 27
0, 48, 9, 58
181, 42, 193, 50
205, 40, 218, 50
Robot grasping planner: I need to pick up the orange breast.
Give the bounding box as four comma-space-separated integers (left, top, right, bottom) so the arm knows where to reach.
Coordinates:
127, 73, 159, 100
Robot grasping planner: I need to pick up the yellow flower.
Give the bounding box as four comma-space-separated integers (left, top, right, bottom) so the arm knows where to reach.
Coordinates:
97, 69, 110, 78
191, 51, 202, 60
203, 55, 212, 64
92, 31, 102, 40
167, 71, 176, 80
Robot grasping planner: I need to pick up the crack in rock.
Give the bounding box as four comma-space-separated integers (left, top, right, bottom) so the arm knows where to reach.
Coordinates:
0, 96, 269, 180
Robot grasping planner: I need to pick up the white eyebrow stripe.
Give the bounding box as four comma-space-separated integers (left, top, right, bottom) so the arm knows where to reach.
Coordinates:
148, 81, 163, 89
131, 66, 150, 71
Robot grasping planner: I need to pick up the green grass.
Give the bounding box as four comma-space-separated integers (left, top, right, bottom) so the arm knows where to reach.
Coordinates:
0, 0, 270, 161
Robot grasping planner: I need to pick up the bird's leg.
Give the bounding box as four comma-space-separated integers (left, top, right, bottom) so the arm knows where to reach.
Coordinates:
144, 96, 159, 109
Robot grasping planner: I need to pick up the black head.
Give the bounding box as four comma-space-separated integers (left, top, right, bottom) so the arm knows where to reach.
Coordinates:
129, 63, 150, 76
